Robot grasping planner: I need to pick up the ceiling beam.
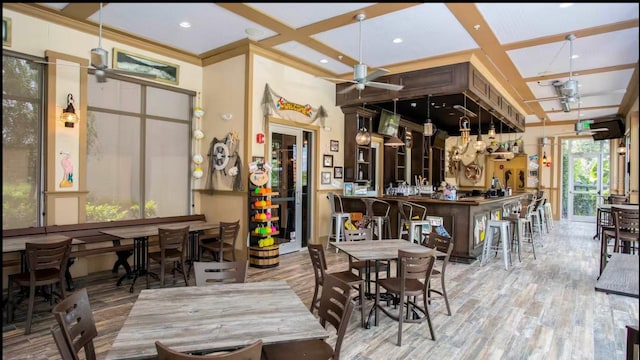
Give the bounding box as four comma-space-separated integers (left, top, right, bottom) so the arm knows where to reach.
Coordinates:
59, 3, 105, 20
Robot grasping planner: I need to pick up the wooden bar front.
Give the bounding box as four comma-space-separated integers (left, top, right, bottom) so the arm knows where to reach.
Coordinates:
341, 194, 526, 263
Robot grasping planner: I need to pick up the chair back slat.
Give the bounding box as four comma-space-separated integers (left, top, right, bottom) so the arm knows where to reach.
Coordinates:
158, 226, 189, 255
613, 207, 640, 233
399, 249, 435, 281
26, 239, 72, 273
155, 339, 263, 360
193, 261, 247, 285
307, 244, 327, 286
317, 273, 355, 357
344, 228, 372, 242
219, 220, 241, 246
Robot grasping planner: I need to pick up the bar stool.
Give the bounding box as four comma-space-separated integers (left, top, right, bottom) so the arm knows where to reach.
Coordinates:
530, 197, 545, 242
361, 198, 392, 240
543, 200, 554, 231
515, 202, 537, 260
502, 200, 523, 263
397, 200, 428, 242
480, 219, 512, 270
327, 192, 351, 250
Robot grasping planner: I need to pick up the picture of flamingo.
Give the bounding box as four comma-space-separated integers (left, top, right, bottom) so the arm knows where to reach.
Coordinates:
59, 151, 74, 187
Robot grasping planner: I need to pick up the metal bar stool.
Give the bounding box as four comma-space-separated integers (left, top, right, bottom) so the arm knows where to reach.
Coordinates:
481, 219, 512, 270
397, 200, 428, 242
327, 192, 351, 250
361, 198, 392, 240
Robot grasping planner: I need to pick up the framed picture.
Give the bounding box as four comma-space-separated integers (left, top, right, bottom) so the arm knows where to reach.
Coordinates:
334, 166, 343, 179
343, 182, 354, 196
321, 171, 331, 184
323, 154, 333, 167
252, 156, 264, 165
113, 48, 180, 85
330, 140, 339, 152
3, 17, 11, 47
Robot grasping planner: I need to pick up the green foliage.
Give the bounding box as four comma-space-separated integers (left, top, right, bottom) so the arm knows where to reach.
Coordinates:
86, 199, 158, 222
2, 182, 37, 229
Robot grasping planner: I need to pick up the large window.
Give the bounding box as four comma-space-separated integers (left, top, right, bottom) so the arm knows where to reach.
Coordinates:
2, 51, 44, 230
86, 74, 192, 221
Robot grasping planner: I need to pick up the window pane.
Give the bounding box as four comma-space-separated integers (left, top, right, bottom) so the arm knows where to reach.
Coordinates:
145, 119, 189, 216
2, 55, 43, 229
146, 87, 190, 121
87, 76, 141, 113
86, 112, 142, 221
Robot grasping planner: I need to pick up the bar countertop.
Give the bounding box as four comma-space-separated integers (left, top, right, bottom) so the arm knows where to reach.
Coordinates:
381, 193, 526, 206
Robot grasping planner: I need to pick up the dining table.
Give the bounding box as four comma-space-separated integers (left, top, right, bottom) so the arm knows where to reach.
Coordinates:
100, 221, 219, 292
105, 280, 329, 360
331, 239, 445, 328
2, 233, 83, 269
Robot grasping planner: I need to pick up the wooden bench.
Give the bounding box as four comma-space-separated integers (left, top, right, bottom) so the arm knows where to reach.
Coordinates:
4, 215, 208, 290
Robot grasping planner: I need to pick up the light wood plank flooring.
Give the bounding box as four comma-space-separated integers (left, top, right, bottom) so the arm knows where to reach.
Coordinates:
3, 220, 638, 359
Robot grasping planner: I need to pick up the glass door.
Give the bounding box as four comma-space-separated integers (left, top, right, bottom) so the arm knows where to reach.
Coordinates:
563, 138, 610, 222
269, 124, 313, 254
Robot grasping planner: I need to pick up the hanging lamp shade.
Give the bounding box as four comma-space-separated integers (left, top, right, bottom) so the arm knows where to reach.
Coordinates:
487, 119, 496, 139
617, 140, 626, 155
355, 128, 371, 145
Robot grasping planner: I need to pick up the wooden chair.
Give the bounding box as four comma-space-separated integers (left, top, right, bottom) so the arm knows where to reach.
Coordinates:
343, 228, 389, 294
51, 324, 75, 360
7, 238, 73, 335
155, 339, 263, 360
307, 244, 365, 328
423, 232, 454, 316
374, 248, 437, 346
51, 288, 97, 360
200, 220, 240, 262
612, 207, 639, 254
262, 273, 355, 360
148, 226, 190, 288
193, 261, 248, 286
361, 198, 392, 240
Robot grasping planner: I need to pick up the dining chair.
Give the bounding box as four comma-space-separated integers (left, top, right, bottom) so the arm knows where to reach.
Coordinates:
307, 244, 365, 328
50, 287, 97, 360
343, 228, 389, 294
148, 226, 190, 288
262, 273, 355, 360
374, 248, 436, 346
193, 260, 248, 285
7, 238, 73, 335
155, 339, 263, 360
51, 324, 76, 360
612, 206, 639, 254
423, 232, 454, 316
199, 220, 240, 262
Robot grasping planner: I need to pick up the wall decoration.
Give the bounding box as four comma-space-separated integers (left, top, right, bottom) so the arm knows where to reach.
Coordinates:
334, 166, 343, 179
3, 17, 11, 47
206, 131, 243, 191
323, 154, 333, 168
59, 152, 74, 188
343, 182, 354, 196
321, 171, 331, 185
113, 48, 179, 85
330, 140, 339, 152
473, 213, 488, 246
192, 93, 205, 179
261, 84, 328, 128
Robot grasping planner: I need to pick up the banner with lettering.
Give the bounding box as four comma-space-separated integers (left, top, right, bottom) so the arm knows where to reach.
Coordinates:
261, 83, 327, 127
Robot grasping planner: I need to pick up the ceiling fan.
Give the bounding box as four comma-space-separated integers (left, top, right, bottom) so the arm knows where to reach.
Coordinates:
37, 3, 154, 82
525, 34, 580, 112
320, 14, 404, 95
557, 102, 607, 136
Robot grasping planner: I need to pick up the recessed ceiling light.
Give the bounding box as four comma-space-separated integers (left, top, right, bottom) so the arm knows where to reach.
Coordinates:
245, 28, 264, 38
571, 54, 579, 59
392, 38, 403, 44
179, 21, 191, 28
320, 59, 328, 64
410, 102, 416, 107
559, 3, 573, 8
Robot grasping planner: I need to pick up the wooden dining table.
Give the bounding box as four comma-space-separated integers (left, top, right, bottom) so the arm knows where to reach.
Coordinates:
105, 280, 329, 360
100, 221, 219, 292
331, 239, 445, 328
2, 233, 83, 271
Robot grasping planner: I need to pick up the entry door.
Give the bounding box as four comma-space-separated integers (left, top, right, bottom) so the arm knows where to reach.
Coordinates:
568, 152, 606, 222
269, 124, 313, 254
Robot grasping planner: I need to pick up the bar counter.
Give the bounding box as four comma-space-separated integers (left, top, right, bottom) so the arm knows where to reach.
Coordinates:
341, 193, 527, 263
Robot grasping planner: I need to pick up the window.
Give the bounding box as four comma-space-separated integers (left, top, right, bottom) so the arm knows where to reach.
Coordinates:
2, 51, 44, 230
86, 74, 193, 221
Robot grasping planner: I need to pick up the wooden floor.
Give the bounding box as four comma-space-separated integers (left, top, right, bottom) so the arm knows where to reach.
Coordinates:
3, 220, 639, 359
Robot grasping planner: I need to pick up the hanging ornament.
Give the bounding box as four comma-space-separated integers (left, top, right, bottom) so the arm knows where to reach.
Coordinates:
193, 129, 205, 140
193, 154, 203, 165
194, 106, 205, 118
193, 166, 204, 179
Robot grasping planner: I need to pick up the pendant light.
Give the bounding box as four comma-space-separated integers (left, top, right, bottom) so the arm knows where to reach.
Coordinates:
474, 105, 486, 153
423, 94, 436, 136
487, 117, 496, 139
60, 94, 79, 128
355, 112, 371, 145
384, 98, 405, 147
491, 120, 511, 157
617, 139, 627, 155
458, 94, 471, 148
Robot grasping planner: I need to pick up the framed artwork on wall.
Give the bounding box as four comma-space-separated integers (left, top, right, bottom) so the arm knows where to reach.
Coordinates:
3, 17, 11, 47
334, 166, 343, 179
323, 154, 333, 167
330, 140, 339, 152
113, 48, 180, 85
321, 171, 331, 184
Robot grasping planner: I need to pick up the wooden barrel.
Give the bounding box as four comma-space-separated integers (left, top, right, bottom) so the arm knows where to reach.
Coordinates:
249, 245, 279, 268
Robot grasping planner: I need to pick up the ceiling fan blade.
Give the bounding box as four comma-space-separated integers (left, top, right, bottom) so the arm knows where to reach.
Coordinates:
319, 76, 357, 84
364, 81, 404, 92
337, 83, 358, 95
365, 68, 389, 82
524, 96, 564, 103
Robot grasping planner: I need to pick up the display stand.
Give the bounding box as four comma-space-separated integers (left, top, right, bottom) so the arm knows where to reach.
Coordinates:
247, 167, 280, 268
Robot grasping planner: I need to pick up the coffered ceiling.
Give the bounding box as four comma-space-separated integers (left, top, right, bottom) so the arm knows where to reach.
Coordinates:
12, 3, 640, 129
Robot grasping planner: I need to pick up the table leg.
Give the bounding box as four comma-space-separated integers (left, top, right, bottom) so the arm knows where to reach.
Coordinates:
116, 237, 158, 293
